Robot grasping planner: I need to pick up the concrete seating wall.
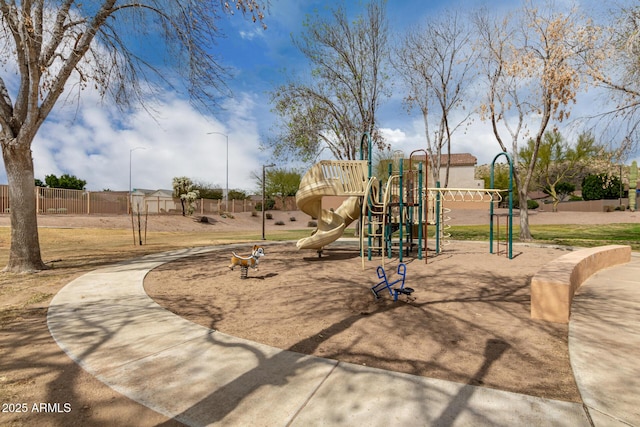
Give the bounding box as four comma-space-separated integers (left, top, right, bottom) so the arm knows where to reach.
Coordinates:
531, 245, 632, 323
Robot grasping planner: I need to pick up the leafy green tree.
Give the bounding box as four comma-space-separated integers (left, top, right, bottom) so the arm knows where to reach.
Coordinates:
519, 131, 601, 211
581, 173, 622, 200
228, 189, 248, 200
255, 199, 276, 212
547, 182, 576, 201
193, 181, 223, 200
479, 163, 511, 191
172, 177, 200, 216
34, 179, 44, 187
264, 169, 301, 208
44, 174, 87, 190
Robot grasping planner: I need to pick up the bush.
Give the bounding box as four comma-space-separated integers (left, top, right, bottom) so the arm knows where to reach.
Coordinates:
582, 173, 622, 200
527, 200, 539, 210
275, 220, 285, 226
266, 213, 273, 220
289, 216, 297, 222
307, 220, 317, 227
255, 198, 276, 211
251, 210, 258, 217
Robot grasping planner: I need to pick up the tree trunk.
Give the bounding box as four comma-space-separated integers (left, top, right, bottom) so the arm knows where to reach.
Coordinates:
2, 142, 47, 272
518, 186, 532, 242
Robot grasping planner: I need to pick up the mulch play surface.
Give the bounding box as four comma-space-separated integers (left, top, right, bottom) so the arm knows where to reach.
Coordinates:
145, 240, 580, 402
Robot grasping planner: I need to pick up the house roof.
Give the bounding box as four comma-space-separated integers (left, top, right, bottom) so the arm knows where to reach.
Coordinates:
132, 189, 175, 197
411, 153, 478, 167
131, 188, 155, 195
148, 189, 174, 198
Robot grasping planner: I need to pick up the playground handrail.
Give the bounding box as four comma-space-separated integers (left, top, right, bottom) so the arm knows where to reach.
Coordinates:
361, 174, 403, 267
317, 160, 369, 195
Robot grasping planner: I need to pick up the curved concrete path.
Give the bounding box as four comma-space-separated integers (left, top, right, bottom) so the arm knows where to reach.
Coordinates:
569, 252, 640, 427
47, 245, 639, 426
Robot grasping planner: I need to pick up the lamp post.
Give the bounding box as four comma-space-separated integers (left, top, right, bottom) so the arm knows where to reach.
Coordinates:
208, 131, 229, 211
129, 146, 146, 213
262, 163, 276, 240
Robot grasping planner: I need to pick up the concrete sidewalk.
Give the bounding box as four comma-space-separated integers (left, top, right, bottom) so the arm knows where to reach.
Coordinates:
47, 245, 639, 426
569, 253, 640, 427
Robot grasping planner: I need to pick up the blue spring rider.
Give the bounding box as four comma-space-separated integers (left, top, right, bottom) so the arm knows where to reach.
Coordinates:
371, 263, 414, 301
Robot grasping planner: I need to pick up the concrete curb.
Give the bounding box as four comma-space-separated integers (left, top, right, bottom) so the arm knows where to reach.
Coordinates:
47, 243, 639, 426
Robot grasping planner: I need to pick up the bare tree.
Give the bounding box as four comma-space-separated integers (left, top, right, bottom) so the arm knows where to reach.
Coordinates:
268, 0, 390, 162
0, 0, 267, 273
582, 4, 640, 159
394, 9, 477, 186
475, 2, 599, 240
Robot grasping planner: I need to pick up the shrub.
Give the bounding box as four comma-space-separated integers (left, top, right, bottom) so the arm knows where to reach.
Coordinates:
251, 210, 258, 217
255, 198, 276, 211
289, 216, 297, 222
266, 213, 273, 220
527, 200, 539, 210
582, 173, 622, 200
307, 220, 317, 227
275, 220, 285, 226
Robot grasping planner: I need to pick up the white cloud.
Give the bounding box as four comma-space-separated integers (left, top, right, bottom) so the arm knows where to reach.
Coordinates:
24, 92, 265, 193
3, 0, 638, 198
239, 28, 264, 40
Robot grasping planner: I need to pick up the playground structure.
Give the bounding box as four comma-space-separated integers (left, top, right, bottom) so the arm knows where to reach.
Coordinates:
295, 133, 514, 265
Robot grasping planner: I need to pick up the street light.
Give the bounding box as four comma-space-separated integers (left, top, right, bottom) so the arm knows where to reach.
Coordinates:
129, 146, 146, 213
208, 131, 229, 212
262, 163, 276, 240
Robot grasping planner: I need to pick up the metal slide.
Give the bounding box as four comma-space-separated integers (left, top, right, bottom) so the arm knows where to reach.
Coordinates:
295, 160, 370, 250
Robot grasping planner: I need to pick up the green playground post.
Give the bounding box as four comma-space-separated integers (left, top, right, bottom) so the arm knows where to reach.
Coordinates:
398, 156, 404, 262
435, 181, 441, 254
417, 162, 424, 260
490, 152, 514, 259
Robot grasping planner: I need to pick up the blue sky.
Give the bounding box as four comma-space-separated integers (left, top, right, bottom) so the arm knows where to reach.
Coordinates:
2, 0, 636, 193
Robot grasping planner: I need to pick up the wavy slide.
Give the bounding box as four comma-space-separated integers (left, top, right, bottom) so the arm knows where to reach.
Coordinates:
295, 161, 368, 250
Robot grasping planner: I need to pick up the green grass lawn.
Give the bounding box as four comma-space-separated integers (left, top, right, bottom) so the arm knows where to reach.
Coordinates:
446, 223, 640, 251
326, 223, 638, 250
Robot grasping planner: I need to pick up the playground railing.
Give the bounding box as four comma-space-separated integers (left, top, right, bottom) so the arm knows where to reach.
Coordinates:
318, 160, 369, 195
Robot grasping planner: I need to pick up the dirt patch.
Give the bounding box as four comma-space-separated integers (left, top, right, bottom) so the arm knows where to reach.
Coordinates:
145, 241, 580, 402
1, 209, 635, 425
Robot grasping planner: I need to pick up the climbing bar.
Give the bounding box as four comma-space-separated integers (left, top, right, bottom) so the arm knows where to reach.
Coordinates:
426, 188, 505, 203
